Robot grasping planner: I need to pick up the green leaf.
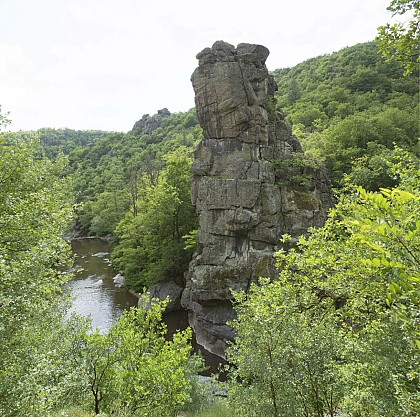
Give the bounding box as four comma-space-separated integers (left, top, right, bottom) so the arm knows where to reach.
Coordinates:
371, 258, 381, 267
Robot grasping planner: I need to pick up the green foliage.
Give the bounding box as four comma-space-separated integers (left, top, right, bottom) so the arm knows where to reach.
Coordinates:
88, 189, 131, 236
38, 128, 110, 160
187, 403, 230, 417
227, 281, 344, 417
112, 147, 198, 290
0, 106, 11, 130
273, 42, 419, 190
0, 131, 83, 416
0, 133, 202, 417
349, 164, 420, 349
272, 152, 322, 189
227, 158, 419, 416
343, 143, 405, 191
70, 297, 202, 416
377, 0, 420, 75
36, 109, 201, 237
183, 229, 198, 251
321, 108, 419, 186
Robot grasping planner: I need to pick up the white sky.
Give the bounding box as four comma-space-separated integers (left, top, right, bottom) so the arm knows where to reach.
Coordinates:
1, 0, 393, 132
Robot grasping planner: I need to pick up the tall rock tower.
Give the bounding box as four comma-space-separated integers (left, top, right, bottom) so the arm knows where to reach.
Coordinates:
181, 41, 333, 358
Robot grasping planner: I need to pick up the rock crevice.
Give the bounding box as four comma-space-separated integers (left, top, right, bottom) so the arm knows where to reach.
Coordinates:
181, 41, 333, 358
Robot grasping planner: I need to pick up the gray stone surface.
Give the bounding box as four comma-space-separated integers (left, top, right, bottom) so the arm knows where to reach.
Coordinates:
130, 108, 171, 136
181, 41, 333, 358
139, 281, 183, 312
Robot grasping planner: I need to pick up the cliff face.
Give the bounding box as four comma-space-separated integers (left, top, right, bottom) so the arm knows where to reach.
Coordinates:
181, 41, 333, 358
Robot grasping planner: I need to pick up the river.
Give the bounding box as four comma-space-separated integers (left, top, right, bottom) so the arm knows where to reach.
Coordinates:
66, 237, 225, 375
66, 238, 139, 331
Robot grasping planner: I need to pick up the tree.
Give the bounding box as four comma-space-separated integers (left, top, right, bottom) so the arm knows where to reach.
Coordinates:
70, 297, 202, 416
226, 156, 419, 416
89, 189, 131, 236
273, 42, 419, 190
112, 147, 198, 290
0, 106, 11, 130
320, 108, 419, 188
377, 0, 420, 75
227, 281, 344, 417
0, 130, 79, 416
287, 78, 301, 104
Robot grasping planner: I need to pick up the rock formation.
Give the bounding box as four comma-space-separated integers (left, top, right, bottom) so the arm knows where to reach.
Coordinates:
139, 281, 184, 312
181, 41, 333, 358
130, 108, 171, 135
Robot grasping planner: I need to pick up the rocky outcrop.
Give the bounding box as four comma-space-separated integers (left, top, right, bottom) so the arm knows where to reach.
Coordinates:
130, 108, 171, 135
181, 41, 333, 358
138, 281, 184, 312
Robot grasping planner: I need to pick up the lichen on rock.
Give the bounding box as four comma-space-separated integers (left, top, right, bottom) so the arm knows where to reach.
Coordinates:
181, 41, 333, 358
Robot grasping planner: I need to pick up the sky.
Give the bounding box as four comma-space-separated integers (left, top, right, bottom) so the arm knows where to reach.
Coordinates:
1, 0, 394, 132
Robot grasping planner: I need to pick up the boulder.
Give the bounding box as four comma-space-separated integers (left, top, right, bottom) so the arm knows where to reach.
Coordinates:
138, 281, 184, 312
113, 273, 125, 288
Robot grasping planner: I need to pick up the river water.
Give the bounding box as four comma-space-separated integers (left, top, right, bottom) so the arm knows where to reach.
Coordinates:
66, 238, 138, 331
66, 237, 224, 375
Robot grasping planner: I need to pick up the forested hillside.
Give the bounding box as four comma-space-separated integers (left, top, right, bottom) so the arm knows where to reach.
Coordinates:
273, 41, 419, 189
67, 108, 200, 236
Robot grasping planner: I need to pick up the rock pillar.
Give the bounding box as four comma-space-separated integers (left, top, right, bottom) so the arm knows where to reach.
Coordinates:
181, 41, 333, 358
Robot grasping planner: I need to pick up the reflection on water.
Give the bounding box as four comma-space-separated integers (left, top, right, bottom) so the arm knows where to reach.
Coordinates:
66, 238, 138, 332
67, 237, 225, 376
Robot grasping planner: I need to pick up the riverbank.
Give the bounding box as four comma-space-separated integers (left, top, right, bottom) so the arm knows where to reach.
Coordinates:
67, 237, 226, 377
